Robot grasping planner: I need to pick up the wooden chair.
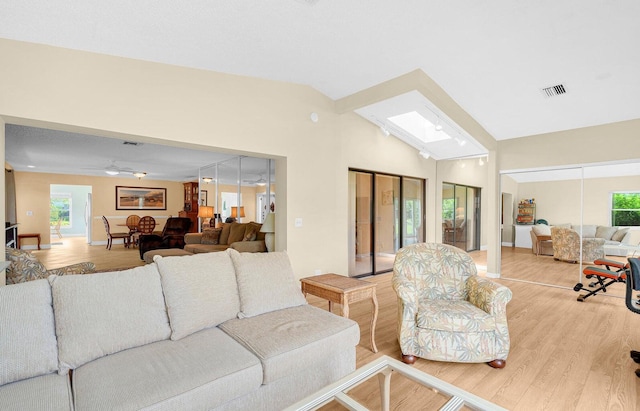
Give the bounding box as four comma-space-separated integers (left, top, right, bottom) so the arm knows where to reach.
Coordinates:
51, 218, 63, 239
126, 215, 141, 246
131, 216, 156, 247
102, 216, 130, 250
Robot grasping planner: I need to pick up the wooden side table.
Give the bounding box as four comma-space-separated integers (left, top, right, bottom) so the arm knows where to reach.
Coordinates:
18, 233, 41, 250
300, 273, 378, 353
536, 234, 551, 256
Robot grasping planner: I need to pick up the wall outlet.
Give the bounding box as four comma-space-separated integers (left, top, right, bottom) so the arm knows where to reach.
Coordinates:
295, 218, 303, 227
314, 269, 322, 275
26, 211, 33, 216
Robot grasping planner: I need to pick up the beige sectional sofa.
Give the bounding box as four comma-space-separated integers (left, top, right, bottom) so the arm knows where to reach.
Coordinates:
0, 250, 360, 410
184, 221, 267, 253
530, 223, 632, 258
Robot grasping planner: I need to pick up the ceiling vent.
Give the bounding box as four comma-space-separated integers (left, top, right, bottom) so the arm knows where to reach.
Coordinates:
295, 0, 320, 5
123, 141, 142, 146
541, 84, 567, 98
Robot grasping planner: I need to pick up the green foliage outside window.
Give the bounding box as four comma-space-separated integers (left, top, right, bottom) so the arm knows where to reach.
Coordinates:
50, 197, 71, 227
611, 192, 640, 226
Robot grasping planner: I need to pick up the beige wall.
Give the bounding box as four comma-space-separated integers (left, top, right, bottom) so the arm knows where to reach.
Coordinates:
13, 171, 184, 246
0, 39, 437, 278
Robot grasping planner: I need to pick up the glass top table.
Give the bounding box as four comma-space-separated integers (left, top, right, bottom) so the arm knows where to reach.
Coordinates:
284, 355, 507, 411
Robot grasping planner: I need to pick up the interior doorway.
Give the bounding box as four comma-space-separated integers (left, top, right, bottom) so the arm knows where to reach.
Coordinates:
50, 184, 92, 244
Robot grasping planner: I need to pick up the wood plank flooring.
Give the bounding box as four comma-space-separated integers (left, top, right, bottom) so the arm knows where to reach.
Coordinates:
29, 239, 640, 410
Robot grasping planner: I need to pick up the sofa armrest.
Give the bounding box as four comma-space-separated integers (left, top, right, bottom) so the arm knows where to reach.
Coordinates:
466, 276, 512, 316
184, 233, 203, 245
229, 240, 266, 253
391, 276, 419, 356
47, 262, 96, 276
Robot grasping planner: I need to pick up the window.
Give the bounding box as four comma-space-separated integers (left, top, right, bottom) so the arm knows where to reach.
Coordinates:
611, 192, 640, 226
50, 194, 72, 228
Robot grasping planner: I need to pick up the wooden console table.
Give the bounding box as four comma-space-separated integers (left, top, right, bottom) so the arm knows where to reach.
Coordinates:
300, 273, 378, 353
18, 233, 41, 250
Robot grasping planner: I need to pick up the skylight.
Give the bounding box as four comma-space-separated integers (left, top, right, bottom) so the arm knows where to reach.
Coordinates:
387, 111, 450, 143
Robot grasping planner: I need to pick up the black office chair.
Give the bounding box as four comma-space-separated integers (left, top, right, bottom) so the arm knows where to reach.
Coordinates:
626, 258, 640, 377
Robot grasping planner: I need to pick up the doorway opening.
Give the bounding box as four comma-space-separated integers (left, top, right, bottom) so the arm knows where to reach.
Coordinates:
50, 185, 92, 245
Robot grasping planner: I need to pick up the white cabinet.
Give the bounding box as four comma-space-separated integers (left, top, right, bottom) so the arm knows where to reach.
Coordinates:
514, 225, 533, 249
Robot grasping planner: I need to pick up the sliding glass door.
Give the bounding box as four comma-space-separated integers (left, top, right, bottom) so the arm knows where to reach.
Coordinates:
348, 170, 425, 277
442, 183, 480, 251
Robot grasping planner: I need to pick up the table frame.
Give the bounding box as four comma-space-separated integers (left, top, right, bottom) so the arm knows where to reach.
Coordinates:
18, 233, 41, 250
300, 273, 378, 353
284, 355, 507, 411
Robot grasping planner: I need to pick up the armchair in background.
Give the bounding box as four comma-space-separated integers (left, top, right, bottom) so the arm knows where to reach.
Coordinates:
392, 243, 512, 368
5, 247, 96, 285
138, 217, 192, 260
550, 226, 605, 263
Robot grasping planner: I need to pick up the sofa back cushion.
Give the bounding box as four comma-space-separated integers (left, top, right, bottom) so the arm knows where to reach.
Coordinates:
219, 223, 232, 245
228, 223, 247, 244
155, 252, 240, 340
595, 226, 618, 240
49, 265, 171, 375
572, 225, 597, 238
0, 279, 59, 385
531, 224, 551, 236
229, 249, 307, 318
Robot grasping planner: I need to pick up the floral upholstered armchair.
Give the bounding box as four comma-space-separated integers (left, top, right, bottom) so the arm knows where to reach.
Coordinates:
392, 243, 512, 368
550, 226, 605, 263
4, 247, 96, 285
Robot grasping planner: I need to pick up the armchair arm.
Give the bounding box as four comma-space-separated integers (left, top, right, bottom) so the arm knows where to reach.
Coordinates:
391, 274, 419, 356
184, 233, 203, 245
466, 276, 512, 316
230, 240, 267, 253
47, 262, 96, 277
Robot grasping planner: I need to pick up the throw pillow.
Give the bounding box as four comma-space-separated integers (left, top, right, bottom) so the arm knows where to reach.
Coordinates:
612, 227, 630, 242
244, 224, 259, 241
532, 224, 551, 236
595, 226, 618, 240
228, 249, 307, 318
228, 223, 247, 244
201, 228, 222, 245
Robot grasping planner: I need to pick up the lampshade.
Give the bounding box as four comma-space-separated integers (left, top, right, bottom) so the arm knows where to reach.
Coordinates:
198, 205, 214, 219
230, 206, 245, 218
260, 213, 275, 233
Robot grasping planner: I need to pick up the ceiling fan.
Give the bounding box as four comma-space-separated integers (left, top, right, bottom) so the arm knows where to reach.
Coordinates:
243, 174, 267, 186
83, 161, 142, 177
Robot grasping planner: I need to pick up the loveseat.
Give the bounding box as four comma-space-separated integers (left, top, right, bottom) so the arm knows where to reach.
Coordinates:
0, 250, 359, 410
184, 221, 267, 254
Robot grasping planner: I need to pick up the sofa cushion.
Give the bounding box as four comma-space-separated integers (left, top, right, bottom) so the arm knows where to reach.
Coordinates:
4, 247, 48, 284
228, 222, 247, 244
0, 279, 59, 385
72, 327, 262, 411
531, 224, 551, 236
612, 227, 630, 242
595, 226, 618, 240
49, 265, 171, 375
155, 252, 240, 340
219, 305, 360, 384
572, 225, 597, 238
416, 299, 496, 332
201, 227, 222, 245
219, 222, 232, 245
229, 249, 307, 318
0, 373, 73, 411
243, 223, 260, 241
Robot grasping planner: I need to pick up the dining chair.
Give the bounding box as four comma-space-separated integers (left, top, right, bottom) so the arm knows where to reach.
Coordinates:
126, 215, 141, 246
131, 216, 156, 247
102, 216, 130, 250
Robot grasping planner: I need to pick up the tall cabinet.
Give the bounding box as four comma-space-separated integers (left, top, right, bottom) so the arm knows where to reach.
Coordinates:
179, 181, 199, 233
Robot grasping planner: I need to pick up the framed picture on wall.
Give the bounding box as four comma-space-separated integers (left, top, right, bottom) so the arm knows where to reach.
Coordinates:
201, 190, 208, 206
116, 186, 167, 210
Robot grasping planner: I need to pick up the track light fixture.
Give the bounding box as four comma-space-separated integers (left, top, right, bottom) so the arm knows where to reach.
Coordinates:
454, 137, 467, 147
419, 151, 430, 159
380, 126, 390, 137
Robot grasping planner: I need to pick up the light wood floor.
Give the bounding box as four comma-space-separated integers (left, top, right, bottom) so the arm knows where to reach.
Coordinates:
30, 240, 640, 410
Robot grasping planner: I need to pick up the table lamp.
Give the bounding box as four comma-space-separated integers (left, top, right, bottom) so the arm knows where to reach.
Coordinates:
230, 206, 245, 221
260, 213, 275, 252
198, 206, 214, 230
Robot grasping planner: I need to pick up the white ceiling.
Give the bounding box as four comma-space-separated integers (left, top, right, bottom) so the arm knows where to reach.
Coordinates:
2, 1, 640, 170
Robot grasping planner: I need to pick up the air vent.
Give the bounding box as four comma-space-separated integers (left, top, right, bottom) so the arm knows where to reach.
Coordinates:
541, 84, 567, 98
123, 141, 142, 146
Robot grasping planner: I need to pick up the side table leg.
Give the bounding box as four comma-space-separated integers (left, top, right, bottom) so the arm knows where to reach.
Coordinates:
377, 368, 392, 411
341, 300, 350, 318
371, 292, 379, 353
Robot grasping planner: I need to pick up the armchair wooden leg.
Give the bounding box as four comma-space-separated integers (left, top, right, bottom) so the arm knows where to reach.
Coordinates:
401, 354, 416, 365
488, 359, 506, 369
